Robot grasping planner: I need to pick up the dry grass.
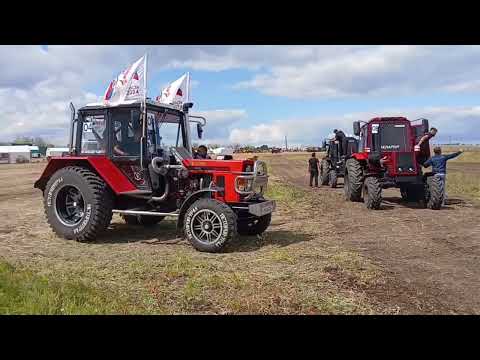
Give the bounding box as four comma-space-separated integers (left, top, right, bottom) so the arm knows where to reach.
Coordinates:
0, 162, 385, 314
446, 173, 480, 200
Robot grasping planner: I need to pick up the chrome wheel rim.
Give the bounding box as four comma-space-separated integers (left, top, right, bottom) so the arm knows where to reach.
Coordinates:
190, 209, 223, 244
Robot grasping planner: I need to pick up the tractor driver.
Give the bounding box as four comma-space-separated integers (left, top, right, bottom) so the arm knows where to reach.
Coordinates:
113, 122, 143, 156
333, 129, 348, 157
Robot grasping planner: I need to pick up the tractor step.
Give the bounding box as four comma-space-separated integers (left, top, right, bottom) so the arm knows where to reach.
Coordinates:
112, 209, 179, 217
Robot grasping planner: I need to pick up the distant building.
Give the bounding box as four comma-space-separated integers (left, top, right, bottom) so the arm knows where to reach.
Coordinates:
46, 147, 70, 158
0, 145, 33, 164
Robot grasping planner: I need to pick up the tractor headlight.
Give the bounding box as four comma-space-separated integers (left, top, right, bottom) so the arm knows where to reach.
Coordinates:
236, 177, 254, 193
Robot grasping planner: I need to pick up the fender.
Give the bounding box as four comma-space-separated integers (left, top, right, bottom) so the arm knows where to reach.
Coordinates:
34, 157, 137, 194
351, 152, 369, 161
177, 189, 217, 231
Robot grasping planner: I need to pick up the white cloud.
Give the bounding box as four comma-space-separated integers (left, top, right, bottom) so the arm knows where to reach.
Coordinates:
2, 45, 480, 145
228, 105, 480, 146
234, 45, 480, 99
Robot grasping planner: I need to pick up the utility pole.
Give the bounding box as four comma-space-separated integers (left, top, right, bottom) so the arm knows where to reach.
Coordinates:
285, 135, 288, 151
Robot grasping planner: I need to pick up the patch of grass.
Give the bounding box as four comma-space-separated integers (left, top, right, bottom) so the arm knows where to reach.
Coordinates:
446, 172, 480, 200
265, 180, 307, 204
0, 261, 139, 314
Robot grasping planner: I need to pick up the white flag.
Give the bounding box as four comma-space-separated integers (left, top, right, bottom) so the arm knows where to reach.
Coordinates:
157, 72, 190, 106
103, 55, 146, 105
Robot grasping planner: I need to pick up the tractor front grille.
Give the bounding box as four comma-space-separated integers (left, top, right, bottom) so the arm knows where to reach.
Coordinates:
397, 152, 416, 173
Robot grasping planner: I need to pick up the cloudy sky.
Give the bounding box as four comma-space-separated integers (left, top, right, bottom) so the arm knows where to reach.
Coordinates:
2, 45, 480, 146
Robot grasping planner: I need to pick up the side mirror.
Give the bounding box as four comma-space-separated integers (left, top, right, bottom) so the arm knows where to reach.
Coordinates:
183, 102, 194, 113
353, 121, 361, 136
422, 118, 429, 132
197, 123, 203, 139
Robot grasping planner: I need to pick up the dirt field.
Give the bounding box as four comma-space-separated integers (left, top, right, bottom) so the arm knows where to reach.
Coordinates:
255, 152, 480, 314
0, 153, 479, 314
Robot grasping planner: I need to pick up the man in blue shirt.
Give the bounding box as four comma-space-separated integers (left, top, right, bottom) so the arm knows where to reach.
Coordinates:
423, 146, 463, 205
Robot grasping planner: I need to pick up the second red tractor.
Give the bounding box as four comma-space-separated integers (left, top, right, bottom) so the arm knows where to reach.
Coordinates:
344, 117, 444, 210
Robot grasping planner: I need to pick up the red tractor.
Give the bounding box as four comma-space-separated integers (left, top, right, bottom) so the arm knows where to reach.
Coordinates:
34, 100, 276, 252
344, 117, 443, 210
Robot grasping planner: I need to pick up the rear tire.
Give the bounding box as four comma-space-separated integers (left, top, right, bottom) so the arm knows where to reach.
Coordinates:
183, 198, 237, 253
238, 213, 271, 236
344, 158, 363, 201
43, 166, 113, 242
329, 170, 338, 188
426, 175, 444, 210
364, 176, 382, 210
320, 160, 330, 185
122, 214, 165, 227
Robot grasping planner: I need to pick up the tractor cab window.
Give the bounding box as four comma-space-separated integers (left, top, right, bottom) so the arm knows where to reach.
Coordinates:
112, 109, 142, 157
149, 110, 186, 154
81, 114, 106, 154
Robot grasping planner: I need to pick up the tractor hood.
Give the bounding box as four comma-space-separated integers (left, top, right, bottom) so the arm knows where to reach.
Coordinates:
182, 158, 253, 173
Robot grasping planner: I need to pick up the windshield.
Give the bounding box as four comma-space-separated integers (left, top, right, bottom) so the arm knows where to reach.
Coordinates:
372, 123, 409, 152
147, 110, 185, 152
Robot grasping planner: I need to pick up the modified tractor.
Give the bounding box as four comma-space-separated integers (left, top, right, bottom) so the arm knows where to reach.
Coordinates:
344, 117, 443, 210
34, 100, 276, 252
320, 137, 358, 188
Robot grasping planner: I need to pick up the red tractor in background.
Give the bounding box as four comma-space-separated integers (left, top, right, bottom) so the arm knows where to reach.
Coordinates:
34, 100, 275, 253
344, 117, 443, 210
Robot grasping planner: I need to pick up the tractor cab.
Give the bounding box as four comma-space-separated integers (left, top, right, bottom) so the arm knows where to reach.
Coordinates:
72, 100, 198, 191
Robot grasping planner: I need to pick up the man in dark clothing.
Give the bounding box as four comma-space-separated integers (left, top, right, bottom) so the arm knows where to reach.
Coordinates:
423, 146, 463, 205
416, 127, 438, 164
417, 127, 438, 149
333, 129, 348, 157
193, 145, 211, 159
308, 152, 320, 187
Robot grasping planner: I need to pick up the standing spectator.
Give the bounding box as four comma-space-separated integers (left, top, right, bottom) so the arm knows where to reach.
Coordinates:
423, 146, 463, 205
308, 152, 320, 187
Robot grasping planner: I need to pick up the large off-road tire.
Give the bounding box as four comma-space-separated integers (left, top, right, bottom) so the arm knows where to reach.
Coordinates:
183, 198, 237, 253
363, 176, 382, 210
237, 213, 271, 236
344, 158, 363, 201
426, 175, 444, 210
43, 166, 113, 242
122, 214, 165, 227
329, 170, 338, 188
320, 160, 330, 185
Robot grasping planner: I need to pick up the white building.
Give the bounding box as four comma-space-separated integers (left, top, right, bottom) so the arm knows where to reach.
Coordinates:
0, 145, 32, 164
46, 147, 70, 158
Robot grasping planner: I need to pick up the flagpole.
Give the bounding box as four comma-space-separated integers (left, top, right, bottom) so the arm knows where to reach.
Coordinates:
141, 53, 148, 169
185, 72, 192, 154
